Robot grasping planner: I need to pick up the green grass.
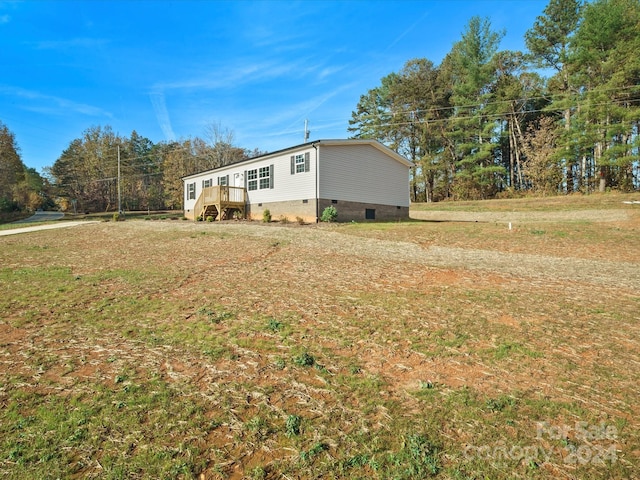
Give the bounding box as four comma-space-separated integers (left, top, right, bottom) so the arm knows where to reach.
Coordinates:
1, 371, 211, 478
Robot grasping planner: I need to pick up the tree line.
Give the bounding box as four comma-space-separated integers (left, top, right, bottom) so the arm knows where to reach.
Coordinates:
0, 121, 51, 219
0, 119, 262, 216
46, 124, 259, 214
348, 0, 640, 201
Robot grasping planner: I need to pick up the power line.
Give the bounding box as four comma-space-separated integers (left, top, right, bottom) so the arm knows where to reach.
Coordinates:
347, 85, 640, 126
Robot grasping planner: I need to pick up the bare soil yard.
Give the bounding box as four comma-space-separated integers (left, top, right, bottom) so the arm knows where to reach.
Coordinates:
1, 194, 639, 479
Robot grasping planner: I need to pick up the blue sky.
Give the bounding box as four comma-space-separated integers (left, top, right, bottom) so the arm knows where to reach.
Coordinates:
1, 0, 549, 172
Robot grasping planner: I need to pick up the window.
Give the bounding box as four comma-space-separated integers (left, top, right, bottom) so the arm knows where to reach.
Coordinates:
365, 208, 376, 220
218, 175, 228, 186
295, 154, 305, 173
247, 165, 273, 191
202, 179, 212, 188
187, 182, 196, 200
247, 169, 257, 191
291, 152, 310, 174
259, 166, 271, 189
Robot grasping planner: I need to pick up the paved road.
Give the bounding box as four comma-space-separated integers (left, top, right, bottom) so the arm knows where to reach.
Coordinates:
12, 211, 65, 224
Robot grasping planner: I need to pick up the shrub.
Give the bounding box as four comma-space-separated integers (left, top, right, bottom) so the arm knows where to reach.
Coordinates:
320, 205, 337, 222
296, 216, 305, 225
112, 212, 125, 222
205, 215, 214, 222
262, 209, 271, 223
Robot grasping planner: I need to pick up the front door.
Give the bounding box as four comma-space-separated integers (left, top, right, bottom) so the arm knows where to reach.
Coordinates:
234, 172, 243, 188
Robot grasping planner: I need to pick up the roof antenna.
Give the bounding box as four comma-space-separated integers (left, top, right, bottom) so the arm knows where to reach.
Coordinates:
304, 119, 310, 143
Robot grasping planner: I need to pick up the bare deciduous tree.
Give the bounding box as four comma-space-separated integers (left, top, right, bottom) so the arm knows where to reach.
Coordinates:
522, 116, 563, 195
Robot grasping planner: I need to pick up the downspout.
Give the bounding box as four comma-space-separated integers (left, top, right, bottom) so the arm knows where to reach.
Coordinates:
313, 142, 319, 223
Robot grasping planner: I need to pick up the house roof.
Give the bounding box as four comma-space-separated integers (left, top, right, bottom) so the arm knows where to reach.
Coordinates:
182, 139, 412, 180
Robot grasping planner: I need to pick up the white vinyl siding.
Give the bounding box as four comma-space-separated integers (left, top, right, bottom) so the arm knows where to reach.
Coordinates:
241, 152, 313, 204
182, 155, 300, 214
319, 144, 410, 207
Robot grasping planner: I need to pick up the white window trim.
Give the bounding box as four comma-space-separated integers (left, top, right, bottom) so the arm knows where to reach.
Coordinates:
247, 169, 258, 191
291, 152, 310, 174
259, 166, 270, 190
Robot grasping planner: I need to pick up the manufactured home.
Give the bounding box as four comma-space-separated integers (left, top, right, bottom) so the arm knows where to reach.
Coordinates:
182, 139, 412, 222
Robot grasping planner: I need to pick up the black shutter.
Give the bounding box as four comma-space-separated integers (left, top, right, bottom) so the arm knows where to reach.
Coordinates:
270, 164, 274, 189
225, 174, 229, 186
304, 152, 310, 172
291, 155, 295, 174
244, 171, 247, 189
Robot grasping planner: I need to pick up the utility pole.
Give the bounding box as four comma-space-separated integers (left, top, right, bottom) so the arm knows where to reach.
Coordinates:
117, 144, 122, 214
304, 119, 310, 143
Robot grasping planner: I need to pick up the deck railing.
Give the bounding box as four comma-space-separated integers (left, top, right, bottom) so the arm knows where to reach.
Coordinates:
193, 185, 246, 220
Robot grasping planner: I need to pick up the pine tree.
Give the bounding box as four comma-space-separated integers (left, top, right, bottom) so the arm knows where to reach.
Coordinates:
447, 17, 505, 199
570, 0, 640, 191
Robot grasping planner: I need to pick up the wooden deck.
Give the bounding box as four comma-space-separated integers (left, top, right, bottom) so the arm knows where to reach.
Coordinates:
193, 186, 246, 221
